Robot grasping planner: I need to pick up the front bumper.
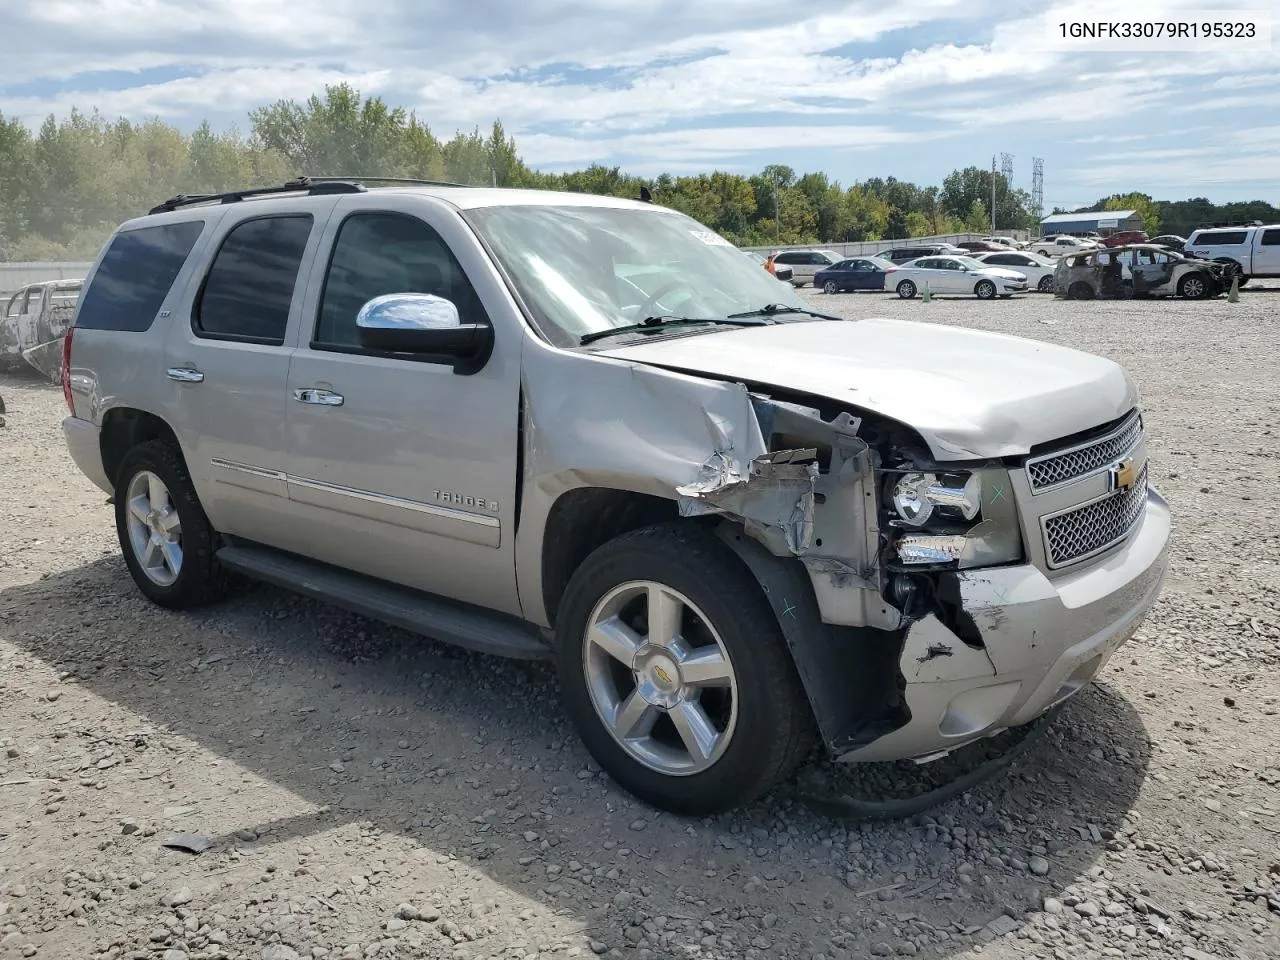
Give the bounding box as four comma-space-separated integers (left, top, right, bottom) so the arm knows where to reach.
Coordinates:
838, 488, 1170, 762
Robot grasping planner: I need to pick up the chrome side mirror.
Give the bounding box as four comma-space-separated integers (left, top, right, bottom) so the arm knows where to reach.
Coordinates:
355, 293, 493, 374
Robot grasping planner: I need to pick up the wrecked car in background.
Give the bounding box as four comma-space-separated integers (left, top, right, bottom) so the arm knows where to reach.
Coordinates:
1054, 244, 1229, 300
2, 279, 83, 379
60, 179, 1170, 815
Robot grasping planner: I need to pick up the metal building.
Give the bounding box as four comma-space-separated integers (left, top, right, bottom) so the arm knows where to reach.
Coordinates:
1038, 210, 1145, 238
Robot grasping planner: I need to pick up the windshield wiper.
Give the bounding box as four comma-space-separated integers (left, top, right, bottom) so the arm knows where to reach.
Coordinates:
725, 303, 843, 322
579, 314, 773, 346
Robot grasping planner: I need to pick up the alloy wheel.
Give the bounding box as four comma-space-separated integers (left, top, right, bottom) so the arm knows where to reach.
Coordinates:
582, 581, 738, 776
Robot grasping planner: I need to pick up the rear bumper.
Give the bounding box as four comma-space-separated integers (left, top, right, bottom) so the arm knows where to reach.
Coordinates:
838, 489, 1171, 762
62, 416, 112, 495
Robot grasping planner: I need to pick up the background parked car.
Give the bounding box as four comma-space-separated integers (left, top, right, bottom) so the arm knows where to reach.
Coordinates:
1183, 223, 1280, 285
1101, 230, 1150, 247
769, 249, 842, 286
1, 278, 83, 379
971, 250, 1057, 292
813, 255, 897, 293
878, 243, 966, 264
981, 236, 1019, 249
891, 255, 1027, 299
1054, 245, 1228, 300
957, 240, 1007, 253
1149, 235, 1186, 253
1029, 235, 1101, 258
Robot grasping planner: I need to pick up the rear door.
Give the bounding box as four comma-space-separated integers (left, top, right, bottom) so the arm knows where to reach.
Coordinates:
164, 203, 337, 543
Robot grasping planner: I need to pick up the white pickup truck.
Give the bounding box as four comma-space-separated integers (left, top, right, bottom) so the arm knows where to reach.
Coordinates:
1184, 224, 1280, 285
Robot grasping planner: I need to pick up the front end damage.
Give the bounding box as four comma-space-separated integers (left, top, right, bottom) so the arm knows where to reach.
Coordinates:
659, 385, 1170, 766
520, 342, 1170, 767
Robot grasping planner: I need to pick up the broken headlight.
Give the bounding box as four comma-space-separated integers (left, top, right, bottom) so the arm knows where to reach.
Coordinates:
890, 472, 981, 527
882, 467, 1022, 569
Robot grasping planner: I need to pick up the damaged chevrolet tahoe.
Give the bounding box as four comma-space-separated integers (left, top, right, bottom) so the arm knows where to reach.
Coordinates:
60, 178, 1171, 815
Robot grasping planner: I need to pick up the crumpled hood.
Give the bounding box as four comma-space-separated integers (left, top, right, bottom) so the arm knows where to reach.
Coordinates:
596, 317, 1137, 460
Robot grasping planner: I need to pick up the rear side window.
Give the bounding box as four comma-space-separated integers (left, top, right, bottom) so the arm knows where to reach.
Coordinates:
75, 221, 204, 332
194, 215, 313, 344
985, 254, 1016, 266
773, 253, 800, 265
1192, 230, 1247, 245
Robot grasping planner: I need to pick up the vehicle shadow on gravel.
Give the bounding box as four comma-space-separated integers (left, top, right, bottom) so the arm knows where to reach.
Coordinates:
2, 557, 1154, 957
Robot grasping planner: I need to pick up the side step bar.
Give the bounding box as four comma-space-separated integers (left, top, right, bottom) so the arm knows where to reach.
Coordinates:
216, 544, 551, 661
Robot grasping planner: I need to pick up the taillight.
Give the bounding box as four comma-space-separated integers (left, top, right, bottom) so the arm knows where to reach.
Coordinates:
61, 328, 74, 414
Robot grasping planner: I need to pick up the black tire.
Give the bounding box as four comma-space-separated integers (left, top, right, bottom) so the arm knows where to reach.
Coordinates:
114, 440, 228, 609
1037, 275, 1054, 293
1068, 282, 1095, 301
1177, 273, 1210, 299
823, 280, 839, 295
974, 279, 997, 299
555, 524, 816, 815
896, 279, 917, 299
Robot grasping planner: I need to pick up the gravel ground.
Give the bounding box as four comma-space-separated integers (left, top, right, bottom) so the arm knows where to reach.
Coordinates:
1, 286, 1278, 960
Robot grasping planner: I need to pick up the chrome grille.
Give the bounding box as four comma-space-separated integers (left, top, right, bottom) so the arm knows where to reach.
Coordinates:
1042, 464, 1148, 568
1026, 412, 1142, 493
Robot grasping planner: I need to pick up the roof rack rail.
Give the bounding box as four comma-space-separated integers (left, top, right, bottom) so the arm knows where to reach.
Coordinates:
148, 177, 366, 215
299, 175, 477, 189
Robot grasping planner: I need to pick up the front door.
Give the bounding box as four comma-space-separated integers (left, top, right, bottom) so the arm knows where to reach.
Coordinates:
281, 202, 522, 615
1255, 228, 1280, 275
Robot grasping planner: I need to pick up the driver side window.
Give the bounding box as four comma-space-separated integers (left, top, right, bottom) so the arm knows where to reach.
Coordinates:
315, 213, 487, 349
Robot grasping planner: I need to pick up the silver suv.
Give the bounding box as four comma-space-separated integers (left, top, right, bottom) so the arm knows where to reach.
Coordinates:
60, 178, 1171, 815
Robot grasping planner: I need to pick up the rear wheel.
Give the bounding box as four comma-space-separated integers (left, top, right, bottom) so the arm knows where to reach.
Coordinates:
823, 280, 839, 295
896, 279, 917, 299
555, 525, 815, 815
974, 279, 997, 299
114, 440, 228, 609
1068, 282, 1095, 300
1037, 275, 1054, 292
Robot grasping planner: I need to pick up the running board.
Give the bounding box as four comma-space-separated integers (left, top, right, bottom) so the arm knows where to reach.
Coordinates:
216, 544, 551, 661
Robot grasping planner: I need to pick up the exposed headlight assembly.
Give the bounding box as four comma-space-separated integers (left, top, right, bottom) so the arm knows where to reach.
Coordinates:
891, 472, 981, 527
883, 467, 1023, 569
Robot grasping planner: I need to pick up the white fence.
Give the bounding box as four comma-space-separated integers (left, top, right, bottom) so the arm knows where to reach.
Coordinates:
1, 261, 95, 300
739, 233, 1015, 258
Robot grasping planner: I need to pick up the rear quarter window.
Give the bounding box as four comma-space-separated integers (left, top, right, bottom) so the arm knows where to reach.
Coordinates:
75, 221, 205, 332
1191, 230, 1248, 245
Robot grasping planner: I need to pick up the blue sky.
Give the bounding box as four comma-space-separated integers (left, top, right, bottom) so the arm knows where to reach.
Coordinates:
1, 0, 1277, 210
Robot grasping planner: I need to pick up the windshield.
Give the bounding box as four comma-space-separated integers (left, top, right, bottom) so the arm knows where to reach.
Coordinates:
955, 256, 990, 270
464, 204, 808, 347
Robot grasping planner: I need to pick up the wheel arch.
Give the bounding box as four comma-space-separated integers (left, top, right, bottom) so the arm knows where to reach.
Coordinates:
100, 407, 185, 493
539, 487, 680, 628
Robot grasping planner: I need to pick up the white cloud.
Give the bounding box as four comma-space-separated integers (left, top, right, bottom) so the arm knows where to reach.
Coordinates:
0, 0, 1276, 201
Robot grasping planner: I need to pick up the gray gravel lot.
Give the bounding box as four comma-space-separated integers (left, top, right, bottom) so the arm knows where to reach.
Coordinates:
1, 287, 1278, 960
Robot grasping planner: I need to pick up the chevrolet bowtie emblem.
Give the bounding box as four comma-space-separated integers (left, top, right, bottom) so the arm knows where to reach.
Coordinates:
1110, 457, 1137, 492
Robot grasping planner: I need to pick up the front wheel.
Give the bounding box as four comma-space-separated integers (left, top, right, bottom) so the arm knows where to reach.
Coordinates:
114, 440, 228, 609
896, 279, 917, 299
975, 280, 997, 299
823, 280, 839, 295
1038, 275, 1054, 292
555, 525, 815, 815
1178, 274, 1210, 299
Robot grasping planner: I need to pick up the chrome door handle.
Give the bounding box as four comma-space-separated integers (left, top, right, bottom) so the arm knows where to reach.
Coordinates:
166, 367, 204, 383
293, 388, 344, 406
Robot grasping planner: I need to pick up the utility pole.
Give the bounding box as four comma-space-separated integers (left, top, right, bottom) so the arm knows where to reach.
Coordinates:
773, 181, 781, 246
1031, 158, 1045, 233
990, 155, 997, 235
